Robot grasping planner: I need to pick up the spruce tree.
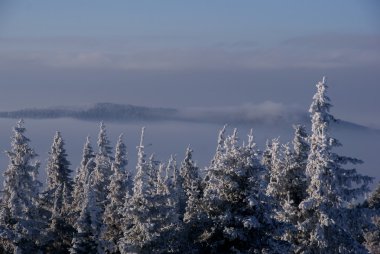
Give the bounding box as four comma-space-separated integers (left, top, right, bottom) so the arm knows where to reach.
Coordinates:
181, 147, 202, 223
43, 132, 75, 253
102, 134, 129, 253
0, 120, 43, 253
44, 131, 73, 211
297, 77, 373, 254
92, 122, 113, 204
70, 180, 102, 254
289, 124, 309, 207
367, 183, 380, 210
266, 138, 284, 202
201, 128, 288, 253
72, 136, 95, 214
364, 183, 380, 253
269, 126, 309, 235
180, 147, 204, 252
119, 127, 154, 253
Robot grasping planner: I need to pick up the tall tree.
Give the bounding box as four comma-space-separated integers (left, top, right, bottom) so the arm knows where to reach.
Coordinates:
98, 122, 113, 158
297, 77, 373, 254
119, 127, 153, 253
92, 122, 113, 203
43, 131, 75, 253
289, 124, 309, 207
181, 147, 202, 222
201, 128, 288, 253
364, 182, 380, 253
0, 120, 43, 253
70, 180, 103, 254
268, 126, 310, 224
102, 134, 129, 253
45, 131, 73, 212
72, 137, 95, 214
180, 147, 204, 252
266, 138, 284, 202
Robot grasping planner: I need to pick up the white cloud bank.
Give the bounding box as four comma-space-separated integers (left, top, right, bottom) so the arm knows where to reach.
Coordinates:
0, 34, 379, 71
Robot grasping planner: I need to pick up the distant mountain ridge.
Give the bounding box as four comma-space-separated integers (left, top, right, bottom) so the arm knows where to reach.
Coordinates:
0, 102, 377, 132
0, 103, 178, 122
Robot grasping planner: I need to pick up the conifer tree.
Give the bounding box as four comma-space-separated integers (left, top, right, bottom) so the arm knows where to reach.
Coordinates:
91, 122, 113, 206
266, 138, 284, 202
72, 136, 95, 214
98, 121, 113, 158
364, 215, 380, 254
119, 127, 154, 253
181, 147, 202, 222
45, 131, 73, 212
297, 77, 372, 254
201, 128, 288, 253
0, 120, 43, 253
289, 124, 309, 207
70, 180, 103, 254
154, 161, 183, 253
40, 132, 75, 253
180, 147, 204, 252
270, 126, 309, 225
119, 128, 182, 253
364, 183, 380, 253
367, 183, 380, 210
102, 134, 129, 253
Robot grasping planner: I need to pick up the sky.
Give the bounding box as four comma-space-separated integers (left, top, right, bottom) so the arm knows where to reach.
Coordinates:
0, 1, 379, 126
0, 1, 379, 186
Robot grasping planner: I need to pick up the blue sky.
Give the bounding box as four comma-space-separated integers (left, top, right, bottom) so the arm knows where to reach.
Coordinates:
1, 1, 379, 38
0, 1, 379, 126
0, 1, 380, 183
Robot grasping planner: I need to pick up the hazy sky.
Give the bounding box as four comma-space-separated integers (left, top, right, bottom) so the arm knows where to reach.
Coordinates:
0, 1, 379, 126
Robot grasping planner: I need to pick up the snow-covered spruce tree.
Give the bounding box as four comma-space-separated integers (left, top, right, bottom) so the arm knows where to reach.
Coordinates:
180, 147, 204, 252
364, 212, 380, 254
147, 154, 159, 199
72, 136, 95, 214
266, 138, 284, 202
98, 121, 113, 159
366, 183, 380, 210
70, 179, 103, 254
43, 184, 76, 254
262, 140, 273, 173
364, 215, 380, 254
119, 127, 154, 253
165, 154, 186, 221
0, 120, 43, 253
114, 133, 132, 191
44, 131, 73, 211
363, 183, 380, 253
204, 125, 227, 185
289, 124, 309, 207
200, 128, 289, 253
269, 126, 309, 231
181, 147, 202, 221
101, 134, 129, 253
91, 122, 113, 206
297, 77, 373, 254
119, 128, 181, 253
154, 160, 183, 253
42, 131, 75, 253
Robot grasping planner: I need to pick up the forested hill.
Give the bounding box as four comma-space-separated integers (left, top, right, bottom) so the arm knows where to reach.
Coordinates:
0, 103, 177, 122
0, 102, 377, 132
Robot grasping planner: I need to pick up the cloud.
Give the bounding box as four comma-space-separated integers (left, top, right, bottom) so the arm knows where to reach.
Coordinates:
0, 33, 379, 71
282, 34, 380, 50
0, 101, 307, 126
179, 101, 306, 125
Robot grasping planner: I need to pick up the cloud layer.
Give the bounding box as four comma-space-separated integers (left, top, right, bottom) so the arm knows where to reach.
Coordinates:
0, 101, 315, 127
0, 33, 379, 71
